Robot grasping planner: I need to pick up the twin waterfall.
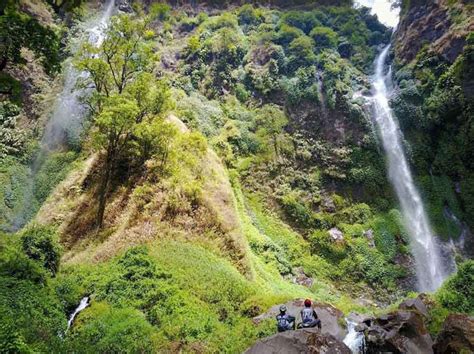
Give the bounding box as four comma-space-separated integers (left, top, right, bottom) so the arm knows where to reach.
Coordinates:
371, 46, 449, 292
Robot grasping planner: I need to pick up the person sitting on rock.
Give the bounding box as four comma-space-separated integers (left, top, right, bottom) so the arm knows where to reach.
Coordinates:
276, 305, 296, 332
299, 299, 321, 329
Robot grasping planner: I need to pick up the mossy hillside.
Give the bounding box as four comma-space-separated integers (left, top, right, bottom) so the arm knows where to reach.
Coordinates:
0, 151, 78, 232
392, 33, 474, 238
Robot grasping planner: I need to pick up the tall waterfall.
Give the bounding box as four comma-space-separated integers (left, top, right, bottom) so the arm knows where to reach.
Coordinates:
371, 45, 449, 292
9, 0, 115, 231
43, 0, 115, 149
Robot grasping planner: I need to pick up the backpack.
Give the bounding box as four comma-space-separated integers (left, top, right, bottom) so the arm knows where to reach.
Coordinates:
301, 308, 315, 323
277, 314, 289, 330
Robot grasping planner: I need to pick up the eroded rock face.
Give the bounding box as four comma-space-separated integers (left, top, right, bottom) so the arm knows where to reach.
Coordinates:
395, 0, 474, 64
433, 314, 474, 354
245, 328, 351, 354
363, 298, 434, 354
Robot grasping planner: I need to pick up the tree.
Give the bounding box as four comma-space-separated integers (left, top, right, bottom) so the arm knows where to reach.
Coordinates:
0, 6, 59, 73
76, 14, 174, 228
75, 14, 155, 107
256, 104, 288, 159
92, 95, 139, 228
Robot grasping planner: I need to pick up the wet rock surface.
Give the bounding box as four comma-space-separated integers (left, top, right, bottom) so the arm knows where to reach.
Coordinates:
245, 328, 351, 354
433, 314, 474, 354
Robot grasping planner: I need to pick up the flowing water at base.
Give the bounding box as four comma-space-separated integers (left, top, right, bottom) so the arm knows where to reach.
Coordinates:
343, 319, 365, 353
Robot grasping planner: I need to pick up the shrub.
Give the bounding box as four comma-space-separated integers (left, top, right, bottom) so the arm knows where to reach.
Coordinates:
276, 24, 304, 47
339, 203, 372, 224
33, 151, 78, 204
150, 3, 171, 21
309, 229, 347, 263
309, 26, 338, 50
21, 225, 61, 276
282, 11, 320, 34
436, 261, 474, 314
67, 303, 158, 353
288, 36, 316, 70
238, 4, 264, 27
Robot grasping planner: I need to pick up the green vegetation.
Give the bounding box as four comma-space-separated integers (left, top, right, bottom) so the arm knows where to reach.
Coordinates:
0, 2, 60, 74
392, 34, 474, 231
436, 260, 474, 314
0, 1, 473, 352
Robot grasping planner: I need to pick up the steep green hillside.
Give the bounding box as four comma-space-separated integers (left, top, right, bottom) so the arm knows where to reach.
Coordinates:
0, 0, 473, 352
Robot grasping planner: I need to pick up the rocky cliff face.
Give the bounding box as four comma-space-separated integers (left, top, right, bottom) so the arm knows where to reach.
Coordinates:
395, 0, 474, 63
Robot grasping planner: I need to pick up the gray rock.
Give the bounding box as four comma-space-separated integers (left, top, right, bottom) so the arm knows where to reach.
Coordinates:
398, 295, 428, 317
364, 309, 433, 354
117, 0, 133, 13
363, 229, 375, 248
245, 328, 351, 354
433, 314, 474, 354
328, 228, 344, 242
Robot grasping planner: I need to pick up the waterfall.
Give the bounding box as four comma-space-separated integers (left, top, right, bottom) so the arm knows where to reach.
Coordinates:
67, 297, 90, 330
343, 319, 365, 353
42, 0, 115, 149
9, 1, 115, 232
371, 45, 451, 292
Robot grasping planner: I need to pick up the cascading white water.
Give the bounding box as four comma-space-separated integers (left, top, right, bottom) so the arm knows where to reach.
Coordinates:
9, 1, 115, 231
43, 0, 115, 149
67, 297, 90, 330
343, 319, 365, 353
372, 45, 449, 292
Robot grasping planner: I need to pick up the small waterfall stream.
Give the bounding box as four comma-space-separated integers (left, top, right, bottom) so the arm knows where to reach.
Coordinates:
371, 46, 451, 292
67, 297, 90, 330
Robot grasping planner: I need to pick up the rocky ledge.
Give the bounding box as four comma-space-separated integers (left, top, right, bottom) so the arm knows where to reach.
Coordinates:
247, 296, 474, 353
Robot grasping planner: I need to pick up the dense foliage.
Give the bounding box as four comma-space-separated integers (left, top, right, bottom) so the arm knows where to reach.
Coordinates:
392, 33, 474, 233
0, 1, 473, 352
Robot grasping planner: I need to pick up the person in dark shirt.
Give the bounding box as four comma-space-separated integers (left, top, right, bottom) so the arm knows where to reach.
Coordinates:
300, 299, 321, 329
276, 305, 296, 332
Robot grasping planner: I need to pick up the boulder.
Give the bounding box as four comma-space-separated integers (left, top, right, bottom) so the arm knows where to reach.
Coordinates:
398, 296, 429, 317
433, 314, 474, 354
245, 328, 351, 354
365, 310, 433, 354
117, 0, 133, 12
252, 299, 347, 340
328, 228, 344, 242
363, 229, 375, 248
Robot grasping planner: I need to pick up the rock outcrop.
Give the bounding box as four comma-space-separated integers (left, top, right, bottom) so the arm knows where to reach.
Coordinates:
253, 299, 347, 340
245, 328, 351, 354
395, 0, 474, 63
363, 297, 434, 354
433, 314, 474, 354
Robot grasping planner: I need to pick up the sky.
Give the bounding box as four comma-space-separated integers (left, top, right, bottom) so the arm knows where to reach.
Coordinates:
354, 0, 400, 28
